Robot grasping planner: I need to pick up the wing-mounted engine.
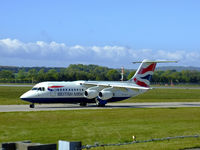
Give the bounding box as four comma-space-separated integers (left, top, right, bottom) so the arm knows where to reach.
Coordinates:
98, 91, 113, 100
84, 86, 104, 99
98, 87, 114, 100
84, 90, 98, 99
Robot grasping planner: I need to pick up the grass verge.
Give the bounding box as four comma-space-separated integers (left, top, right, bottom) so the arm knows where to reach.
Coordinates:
0, 86, 30, 105
123, 88, 200, 103
0, 108, 200, 150
0, 86, 200, 105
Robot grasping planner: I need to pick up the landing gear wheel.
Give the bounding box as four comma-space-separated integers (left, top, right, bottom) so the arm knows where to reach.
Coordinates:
30, 103, 35, 108
98, 104, 105, 107
80, 102, 87, 107
96, 102, 105, 107
95, 98, 106, 107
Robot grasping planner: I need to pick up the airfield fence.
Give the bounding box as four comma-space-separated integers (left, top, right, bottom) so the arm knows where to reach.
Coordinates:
81, 135, 200, 149
1, 135, 200, 150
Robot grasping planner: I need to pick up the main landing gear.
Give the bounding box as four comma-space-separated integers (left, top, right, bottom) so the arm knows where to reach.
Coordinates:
95, 98, 106, 107
29, 103, 35, 108
80, 102, 87, 107
96, 103, 105, 107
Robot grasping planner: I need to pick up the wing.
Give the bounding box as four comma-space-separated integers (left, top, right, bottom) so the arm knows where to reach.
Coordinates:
83, 81, 151, 90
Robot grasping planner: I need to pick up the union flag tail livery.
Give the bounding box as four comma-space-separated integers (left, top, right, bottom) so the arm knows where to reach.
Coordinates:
130, 59, 177, 87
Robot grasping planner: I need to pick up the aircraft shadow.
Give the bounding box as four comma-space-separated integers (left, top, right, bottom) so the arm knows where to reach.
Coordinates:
34, 104, 172, 109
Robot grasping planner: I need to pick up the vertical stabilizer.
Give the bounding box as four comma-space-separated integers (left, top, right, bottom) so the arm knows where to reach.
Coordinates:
129, 59, 177, 87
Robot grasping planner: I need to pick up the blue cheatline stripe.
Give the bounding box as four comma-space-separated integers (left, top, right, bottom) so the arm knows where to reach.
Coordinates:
21, 97, 130, 104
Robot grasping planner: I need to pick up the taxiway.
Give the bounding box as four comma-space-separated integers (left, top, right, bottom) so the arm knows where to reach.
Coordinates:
0, 102, 200, 112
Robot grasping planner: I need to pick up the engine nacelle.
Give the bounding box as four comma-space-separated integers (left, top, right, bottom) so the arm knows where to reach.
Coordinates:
84, 90, 98, 99
98, 91, 113, 100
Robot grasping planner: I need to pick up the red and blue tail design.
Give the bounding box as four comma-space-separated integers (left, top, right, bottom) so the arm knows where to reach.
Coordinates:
129, 59, 177, 87
130, 60, 157, 87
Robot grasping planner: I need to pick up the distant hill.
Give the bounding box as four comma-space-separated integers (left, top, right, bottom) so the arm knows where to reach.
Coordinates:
1, 64, 200, 84
157, 66, 200, 72
0, 66, 65, 73
0, 65, 200, 73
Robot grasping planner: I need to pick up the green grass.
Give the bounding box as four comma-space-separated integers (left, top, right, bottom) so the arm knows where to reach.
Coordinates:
124, 88, 200, 103
0, 86, 200, 105
0, 86, 30, 104
152, 84, 200, 87
0, 108, 200, 150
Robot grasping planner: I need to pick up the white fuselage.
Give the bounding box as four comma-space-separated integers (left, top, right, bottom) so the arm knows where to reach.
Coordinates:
20, 80, 147, 104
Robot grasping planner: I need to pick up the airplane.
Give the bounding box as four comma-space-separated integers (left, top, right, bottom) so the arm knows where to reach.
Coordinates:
20, 59, 177, 108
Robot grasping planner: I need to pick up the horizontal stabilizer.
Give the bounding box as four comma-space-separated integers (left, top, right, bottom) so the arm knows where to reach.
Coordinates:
132, 59, 178, 64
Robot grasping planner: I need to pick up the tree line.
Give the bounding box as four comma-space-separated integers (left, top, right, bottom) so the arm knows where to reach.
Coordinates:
0, 64, 200, 84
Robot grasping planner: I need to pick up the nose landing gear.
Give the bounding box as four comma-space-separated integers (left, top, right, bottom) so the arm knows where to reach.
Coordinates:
29, 103, 35, 108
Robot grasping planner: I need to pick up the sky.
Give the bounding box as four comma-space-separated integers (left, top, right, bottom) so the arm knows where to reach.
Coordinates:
0, 0, 200, 69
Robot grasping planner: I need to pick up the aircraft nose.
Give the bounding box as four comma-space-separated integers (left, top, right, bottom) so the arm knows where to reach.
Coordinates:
20, 92, 29, 100
20, 91, 35, 100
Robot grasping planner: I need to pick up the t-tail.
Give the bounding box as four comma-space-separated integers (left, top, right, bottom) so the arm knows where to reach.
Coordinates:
129, 59, 177, 87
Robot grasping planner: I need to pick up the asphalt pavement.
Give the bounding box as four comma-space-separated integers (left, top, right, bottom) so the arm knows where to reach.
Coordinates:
0, 102, 200, 112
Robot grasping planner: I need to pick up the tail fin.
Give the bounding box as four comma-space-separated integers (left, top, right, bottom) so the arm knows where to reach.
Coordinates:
129, 59, 177, 87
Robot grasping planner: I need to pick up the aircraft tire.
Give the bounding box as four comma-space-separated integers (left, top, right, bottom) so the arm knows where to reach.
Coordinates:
80, 102, 87, 107
97, 103, 105, 107
30, 103, 35, 108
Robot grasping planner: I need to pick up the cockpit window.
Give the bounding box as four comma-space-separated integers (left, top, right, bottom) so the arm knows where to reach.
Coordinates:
38, 87, 45, 91
32, 87, 45, 91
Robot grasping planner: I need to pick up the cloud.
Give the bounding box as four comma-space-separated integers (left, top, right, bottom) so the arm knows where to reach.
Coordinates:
0, 38, 199, 68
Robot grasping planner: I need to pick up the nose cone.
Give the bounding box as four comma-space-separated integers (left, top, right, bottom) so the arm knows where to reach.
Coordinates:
20, 93, 27, 100
20, 92, 30, 100
20, 91, 36, 101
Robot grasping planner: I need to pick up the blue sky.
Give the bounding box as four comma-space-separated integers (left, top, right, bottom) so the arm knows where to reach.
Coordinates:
0, 0, 200, 68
